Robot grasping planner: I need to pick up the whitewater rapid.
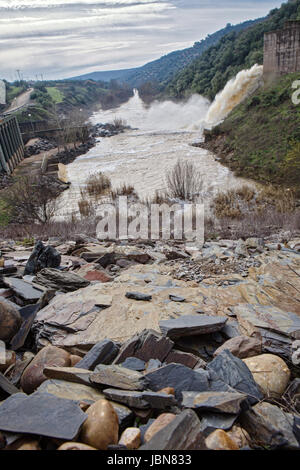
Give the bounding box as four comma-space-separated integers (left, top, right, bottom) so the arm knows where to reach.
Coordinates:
56, 65, 262, 219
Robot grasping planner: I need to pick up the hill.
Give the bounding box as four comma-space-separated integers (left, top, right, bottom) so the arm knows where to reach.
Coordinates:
71, 19, 262, 88
164, 0, 300, 100
201, 73, 300, 195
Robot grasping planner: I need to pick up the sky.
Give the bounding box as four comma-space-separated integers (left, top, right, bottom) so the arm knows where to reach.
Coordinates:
0, 0, 285, 81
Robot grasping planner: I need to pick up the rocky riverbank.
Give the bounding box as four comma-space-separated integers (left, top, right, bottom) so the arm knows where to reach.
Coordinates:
0, 233, 299, 450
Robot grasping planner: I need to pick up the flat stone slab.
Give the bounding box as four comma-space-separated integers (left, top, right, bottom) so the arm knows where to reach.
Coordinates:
125, 292, 152, 301
37, 379, 105, 402
90, 365, 147, 391
75, 339, 119, 370
159, 315, 227, 340
144, 363, 209, 401
182, 391, 247, 414
3, 277, 44, 303
232, 304, 300, 340
0, 372, 20, 397
0, 392, 87, 440
103, 389, 149, 409
34, 268, 90, 293
43, 366, 92, 386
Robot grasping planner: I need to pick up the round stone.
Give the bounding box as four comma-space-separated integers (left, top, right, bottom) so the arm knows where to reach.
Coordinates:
243, 354, 290, 398
119, 427, 141, 449
205, 430, 239, 450
80, 399, 119, 450
0, 299, 22, 343
144, 413, 176, 443
58, 442, 97, 450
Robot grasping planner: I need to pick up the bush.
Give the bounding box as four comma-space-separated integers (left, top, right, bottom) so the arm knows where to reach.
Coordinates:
166, 160, 203, 201
85, 172, 112, 200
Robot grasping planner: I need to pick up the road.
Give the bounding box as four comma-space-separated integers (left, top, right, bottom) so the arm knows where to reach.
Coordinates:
4, 88, 34, 114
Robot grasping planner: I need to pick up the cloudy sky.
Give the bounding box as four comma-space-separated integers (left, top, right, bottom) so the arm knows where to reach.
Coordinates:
0, 0, 284, 81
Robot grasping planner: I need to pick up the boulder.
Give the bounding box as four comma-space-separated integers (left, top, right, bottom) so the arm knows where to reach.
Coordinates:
20, 345, 71, 394
159, 315, 227, 340
34, 268, 90, 293
0, 299, 22, 342
119, 427, 141, 450
24, 241, 61, 275
205, 429, 239, 450
140, 409, 206, 450
5, 438, 41, 450
214, 336, 262, 359
243, 354, 290, 398
227, 426, 251, 449
144, 413, 177, 443
3, 277, 44, 304
80, 399, 119, 450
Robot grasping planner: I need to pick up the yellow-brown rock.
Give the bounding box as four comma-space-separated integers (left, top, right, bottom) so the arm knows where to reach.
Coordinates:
0, 350, 16, 372
205, 430, 239, 450
227, 426, 251, 449
243, 354, 290, 398
70, 355, 82, 366
119, 427, 141, 449
20, 345, 71, 394
144, 413, 176, 443
58, 442, 97, 450
80, 399, 119, 450
5, 438, 41, 450
158, 387, 175, 396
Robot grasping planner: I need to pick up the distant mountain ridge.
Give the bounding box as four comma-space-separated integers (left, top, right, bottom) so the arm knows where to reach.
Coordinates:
70, 19, 263, 87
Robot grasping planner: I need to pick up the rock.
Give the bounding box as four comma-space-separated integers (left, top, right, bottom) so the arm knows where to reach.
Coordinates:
175, 334, 221, 361
90, 365, 147, 391
0, 392, 87, 440
235, 240, 248, 258
20, 345, 71, 394
0, 299, 22, 342
200, 413, 238, 437
70, 355, 82, 366
207, 350, 264, 404
243, 354, 290, 398
119, 427, 141, 449
169, 295, 186, 302
76, 264, 113, 282
58, 442, 97, 450
182, 391, 247, 415
80, 399, 119, 450
241, 402, 298, 449
10, 303, 40, 351
246, 238, 264, 250
0, 350, 16, 372
103, 389, 149, 409
294, 416, 300, 446
145, 359, 162, 372
165, 349, 199, 368
144, 363, 209, 401
3, 277, 44, 304
38, 379, 105, 403
125, 292, 152, 301
43, 366, 91, 386
144, 413, 177, 443
24, 241, 61, 275
205, 430, 239, 450
121, 357, 146, 371
159, 315, 227, 340
283, 378, 300, 412
34, 268, 90, 293
140, 409, 206, 450
233, 304, 300, 340
75, 340, 119, 370
227, 426, 251, 449
214, 336, 262, 359
0, 371, 20, 397
5, 437, 41, 450
260, 329, 292, 361
159, 387, 175, 395
114, 329, 174, 364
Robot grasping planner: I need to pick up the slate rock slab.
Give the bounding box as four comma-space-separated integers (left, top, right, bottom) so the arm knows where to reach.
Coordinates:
114, 329, 174, 364
75, 339, 119, 370
165, 349, 199, 369
43, 366, 92, 386
3, 277, 44, 303
121, 357, 146, 371
103, 389, 149, 409
159, 315, 227, 340
24, 241, 61, 275
207, 350, 263, 404
200, 413, 238, 437
90, 365, 147, 391
10, 303, 40, 351
182, 391, 247, 415
140, 409, 207, 450
34, 268, 90, 293
144, 363, 210, 401
125, 292, 152, 301
0, 392, 87, 440
0, 372, 20, 397
0, 298, 22, 343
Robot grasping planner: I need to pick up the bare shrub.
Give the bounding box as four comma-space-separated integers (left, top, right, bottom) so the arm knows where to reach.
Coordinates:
213, 189, 243, 219
85, 172, 111, 200
111, 183, 136, 200
78, 199, 96, 218
166, 160, 203, 201
112, 117, 127, 130
2, 174, 61, 224
256, 185, 296, 213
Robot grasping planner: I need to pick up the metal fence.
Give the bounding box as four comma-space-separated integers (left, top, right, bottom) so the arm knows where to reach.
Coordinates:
0, 115, 24, 174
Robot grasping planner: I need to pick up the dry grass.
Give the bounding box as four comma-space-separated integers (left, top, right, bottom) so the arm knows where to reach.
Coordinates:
256, 185, 296, 213
213, 189, 244, 219
166, 160, 203, 201
85, 172, 111, 200
78, 199, 95, 218
111, 183, 136, 200
112, 117, 127, 130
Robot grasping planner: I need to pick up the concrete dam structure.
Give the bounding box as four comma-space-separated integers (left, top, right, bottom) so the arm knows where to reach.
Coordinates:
0, 116, 25, 174
264, 20, 300, 76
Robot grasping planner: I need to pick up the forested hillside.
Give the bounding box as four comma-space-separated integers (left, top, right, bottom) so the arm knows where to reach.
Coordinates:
165, 0, 300, 100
